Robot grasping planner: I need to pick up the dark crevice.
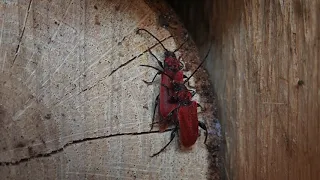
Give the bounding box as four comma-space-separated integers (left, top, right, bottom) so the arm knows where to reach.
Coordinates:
108, 35, 172, 76
0, 128, 173, 166
12, 0, 33, 67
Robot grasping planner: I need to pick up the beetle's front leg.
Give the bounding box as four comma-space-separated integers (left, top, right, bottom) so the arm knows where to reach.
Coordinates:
142, 71, 161, 85
150, 94, 160, 131
150, 126, 178, 157
197, 103, 205, 111
198, 121, 208, 144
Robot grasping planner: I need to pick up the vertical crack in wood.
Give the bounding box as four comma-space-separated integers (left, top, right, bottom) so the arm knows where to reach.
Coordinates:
11, 0, 33, 67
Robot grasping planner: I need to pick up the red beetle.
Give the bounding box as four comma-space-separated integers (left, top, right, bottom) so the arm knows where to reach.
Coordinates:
138, 28, 211, 157
147, 74, 208, 157
137, 29, 185, 131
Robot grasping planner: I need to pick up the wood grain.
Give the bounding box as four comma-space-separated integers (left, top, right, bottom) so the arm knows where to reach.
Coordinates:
170, 0, 320, 179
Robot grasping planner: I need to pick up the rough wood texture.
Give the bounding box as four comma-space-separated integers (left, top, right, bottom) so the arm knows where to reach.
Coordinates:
0, 0, 220, 179
169, 0, 320, 179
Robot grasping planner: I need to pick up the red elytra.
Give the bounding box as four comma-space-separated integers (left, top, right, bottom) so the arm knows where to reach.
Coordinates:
168, 83, 206, 148
158, 70, 183, 131
177, 101, 199, 147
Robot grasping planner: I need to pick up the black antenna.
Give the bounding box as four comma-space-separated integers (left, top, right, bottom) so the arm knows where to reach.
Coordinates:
184, 43, 212, 84
137, 29, 168, 52
140, 65, 173, 80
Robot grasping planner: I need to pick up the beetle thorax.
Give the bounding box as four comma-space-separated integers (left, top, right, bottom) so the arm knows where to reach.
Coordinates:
172, 82, 187, 93
164, 57, 180, 72
177, 91, 192, 106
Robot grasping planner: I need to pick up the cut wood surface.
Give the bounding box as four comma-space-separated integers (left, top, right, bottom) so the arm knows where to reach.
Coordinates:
0, 0, 220, 179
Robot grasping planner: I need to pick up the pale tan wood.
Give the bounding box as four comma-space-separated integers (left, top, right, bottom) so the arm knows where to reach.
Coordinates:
203, 0, 320, 179
0, 0, 216, 179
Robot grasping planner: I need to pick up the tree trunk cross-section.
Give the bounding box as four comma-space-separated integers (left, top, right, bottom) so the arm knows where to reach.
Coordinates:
0, 0, 220, 179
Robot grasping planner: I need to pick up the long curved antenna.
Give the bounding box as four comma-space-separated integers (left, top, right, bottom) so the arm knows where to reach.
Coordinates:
148, 49, 164, 69
137, 28, 168, 52
140, 65, 173, 80
184, 43, 212, 84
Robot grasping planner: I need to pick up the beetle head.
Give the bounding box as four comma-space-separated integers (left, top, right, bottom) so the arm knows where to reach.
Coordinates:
164, 51, 176, 59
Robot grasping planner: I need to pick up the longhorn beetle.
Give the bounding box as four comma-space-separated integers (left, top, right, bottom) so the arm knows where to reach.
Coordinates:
137, 28, 187, 131
141, 41, 212, 157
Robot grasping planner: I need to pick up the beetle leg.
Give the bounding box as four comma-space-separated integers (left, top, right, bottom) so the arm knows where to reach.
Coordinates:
183, 75, 196, 88
150, 94, 160, 131
197, 103, 205, 111
150, 127, 178, 157
189, 89, 196, 97
167, 105, 180, 117
140, 65, 173, 81
142, 71, 161, 85
198, 121, 208, 144
148, 49, 164, 69
179, 57, 185, 70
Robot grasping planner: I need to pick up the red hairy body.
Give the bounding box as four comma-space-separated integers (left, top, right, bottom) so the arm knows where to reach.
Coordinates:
178, 101, 199, 147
